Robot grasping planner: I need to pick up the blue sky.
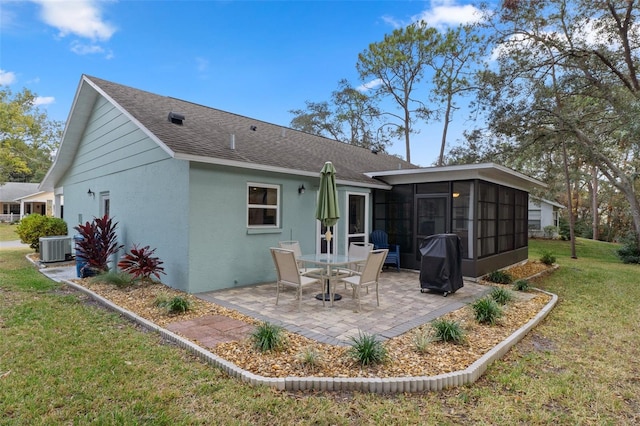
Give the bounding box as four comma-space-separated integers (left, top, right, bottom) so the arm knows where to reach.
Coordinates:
1, 0, 485, 166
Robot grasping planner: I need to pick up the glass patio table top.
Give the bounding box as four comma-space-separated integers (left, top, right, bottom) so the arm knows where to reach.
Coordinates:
298, 253, 367, 302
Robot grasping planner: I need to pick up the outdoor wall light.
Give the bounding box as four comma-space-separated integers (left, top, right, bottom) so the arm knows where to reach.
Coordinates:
87, 189, 95, 197
298, 184, 305, 194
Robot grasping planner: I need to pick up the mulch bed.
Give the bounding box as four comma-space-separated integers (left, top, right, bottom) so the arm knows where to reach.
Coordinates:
58, 259, 555, 379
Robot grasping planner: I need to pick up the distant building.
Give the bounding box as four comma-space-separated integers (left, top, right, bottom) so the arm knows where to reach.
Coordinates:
528, 197, 565, 238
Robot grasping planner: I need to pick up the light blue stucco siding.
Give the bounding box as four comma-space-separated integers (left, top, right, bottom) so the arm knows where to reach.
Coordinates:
58, 96, 190, 291
187, 163, 323, 293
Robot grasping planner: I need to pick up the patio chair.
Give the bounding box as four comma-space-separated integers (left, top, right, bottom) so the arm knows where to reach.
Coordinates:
337, 249, 388, 312
370, 230, 400, 271
336, 242, 374, 288
278, 240, 322, 276
270, 247, 324, 311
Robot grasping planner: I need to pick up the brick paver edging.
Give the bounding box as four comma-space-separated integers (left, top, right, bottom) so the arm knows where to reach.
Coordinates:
61, 278, 557, 394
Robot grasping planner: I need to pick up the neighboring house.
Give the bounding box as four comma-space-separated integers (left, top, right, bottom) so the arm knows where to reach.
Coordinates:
0, 182, 53, 222
40, 75, 545, 293
528, 197, 564, 238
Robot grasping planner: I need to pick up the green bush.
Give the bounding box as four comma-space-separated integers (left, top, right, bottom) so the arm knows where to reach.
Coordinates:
251, 322, 286, 353
472, 297, 503, 325
540, 250, 556, 265
485, 270, 513, 284
348, 331, 388, 366
296, 346, 324, 370
490, 287, 513, 305
431, 319, 465, 344
413, 329, 434, 353
15, 214, 68, 252
513, 279, 531, 292
617, 236, 640, 264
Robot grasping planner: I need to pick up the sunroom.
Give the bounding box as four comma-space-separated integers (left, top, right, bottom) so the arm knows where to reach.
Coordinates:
366, 163, 544, 278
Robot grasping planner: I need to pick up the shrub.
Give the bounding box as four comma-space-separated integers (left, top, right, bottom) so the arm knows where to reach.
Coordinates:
348, 331, 388, 366
617, 236, 640, 264
73, 215, 123, 274
88, 271, 133, 288
118, 244, 166, 281
251, 322, 286, 353
513, 279, 531, 292
473, 297, 503, 325
540, 250, 556, 265
543, 225, 557, 239
485, 270, 513, 284
431, 319, 465, 344
15, 214, 68, 252
490, 287, 513, 305
155, 294, 191, 314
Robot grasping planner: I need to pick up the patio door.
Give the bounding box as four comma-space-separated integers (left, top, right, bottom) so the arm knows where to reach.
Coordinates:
416, 196, 448, 258
344, 192, 369, 254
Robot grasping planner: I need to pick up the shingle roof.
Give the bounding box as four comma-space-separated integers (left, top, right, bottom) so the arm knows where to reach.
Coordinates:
86, 76, 418, 186
0, 182, 40, 201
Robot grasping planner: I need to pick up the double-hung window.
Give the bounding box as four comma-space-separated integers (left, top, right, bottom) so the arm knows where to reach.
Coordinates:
247, 183, 279, 228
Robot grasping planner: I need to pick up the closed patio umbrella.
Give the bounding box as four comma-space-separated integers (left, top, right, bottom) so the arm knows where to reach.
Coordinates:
315, 161, 340, 301
315, 161, 340, 251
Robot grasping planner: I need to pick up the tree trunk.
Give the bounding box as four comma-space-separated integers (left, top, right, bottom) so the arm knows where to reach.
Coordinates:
562, 140, 577, 259
591, 165, 599, 241
438, 93, 453, 166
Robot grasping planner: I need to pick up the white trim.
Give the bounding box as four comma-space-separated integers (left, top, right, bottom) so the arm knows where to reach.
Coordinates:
247, 182, 280, 229
344, 192, 370, 254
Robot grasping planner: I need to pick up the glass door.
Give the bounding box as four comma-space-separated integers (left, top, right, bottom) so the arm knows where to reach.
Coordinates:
416, 196, 448, 259
345, 193, 368, 254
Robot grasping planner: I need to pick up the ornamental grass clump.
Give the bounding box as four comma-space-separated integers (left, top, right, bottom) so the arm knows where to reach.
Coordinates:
490, 287, 513, 305
431, 319, 465, 344
513, 279, 531, 292
251, 322, 286, 353
485, 269, 513, 284
154, 293, 191, 314
296, 346, 324, 370
412, 328, 434, 354
348, 331, 388, 366
473, 297, 503, 325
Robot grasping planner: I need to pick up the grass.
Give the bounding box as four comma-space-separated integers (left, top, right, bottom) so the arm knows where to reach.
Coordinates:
0, 222, 19, 241
1, 237, 639, 424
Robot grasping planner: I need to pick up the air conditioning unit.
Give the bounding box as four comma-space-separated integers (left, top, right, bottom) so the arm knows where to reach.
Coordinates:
40, 236, 72, 263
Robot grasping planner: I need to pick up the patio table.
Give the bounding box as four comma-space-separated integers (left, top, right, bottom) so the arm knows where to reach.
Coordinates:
298, 253, 367, 302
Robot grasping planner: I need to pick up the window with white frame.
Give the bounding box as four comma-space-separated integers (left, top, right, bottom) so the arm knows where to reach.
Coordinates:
247, 184, 279, 228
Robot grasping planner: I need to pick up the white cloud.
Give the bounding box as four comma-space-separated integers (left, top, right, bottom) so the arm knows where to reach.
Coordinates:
33, 0, 116, 41
70, 40, 105, 55
384, 1, 483, 30
0, 69, 17, 85
413, 0, 483, 28
34, 96, 55, 106
357, 78, 383, 92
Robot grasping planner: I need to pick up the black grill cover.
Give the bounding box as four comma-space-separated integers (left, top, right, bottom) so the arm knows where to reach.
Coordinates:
419, 234, 463, 294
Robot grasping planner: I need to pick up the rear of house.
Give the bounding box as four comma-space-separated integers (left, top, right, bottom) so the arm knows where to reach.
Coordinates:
39, 75, 545, 293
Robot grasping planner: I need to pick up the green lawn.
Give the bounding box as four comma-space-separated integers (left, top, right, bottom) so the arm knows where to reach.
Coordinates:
0, 222, 19, 241
1, 238, 638, 425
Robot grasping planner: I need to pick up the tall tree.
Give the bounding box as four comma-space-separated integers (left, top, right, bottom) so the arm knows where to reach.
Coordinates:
478, 0, 640, 247
289, 79, 390, 152
356, 23, 439, 163
430, 23, 486, 166
0, 87, 62, 184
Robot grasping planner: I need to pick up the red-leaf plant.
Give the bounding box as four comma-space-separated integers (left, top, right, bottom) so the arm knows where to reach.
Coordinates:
74, 215, 124, 274
118, 244, 166, 281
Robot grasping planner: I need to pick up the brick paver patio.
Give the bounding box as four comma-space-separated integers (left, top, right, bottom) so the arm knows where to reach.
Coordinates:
196, 270, 493, 346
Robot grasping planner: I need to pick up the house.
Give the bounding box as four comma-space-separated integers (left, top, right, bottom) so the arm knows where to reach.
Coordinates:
528, 197, 564, 238
0, 182, 53, 222
40, 75, 544, 293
